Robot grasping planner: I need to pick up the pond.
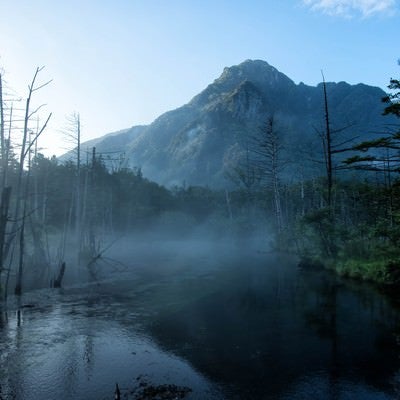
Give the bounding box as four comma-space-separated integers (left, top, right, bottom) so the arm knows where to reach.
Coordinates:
1, 239, 400, 399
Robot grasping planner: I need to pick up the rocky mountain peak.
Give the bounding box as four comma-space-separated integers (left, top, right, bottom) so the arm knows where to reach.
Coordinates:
215, 59, 295, 90
190, 59, 294, 108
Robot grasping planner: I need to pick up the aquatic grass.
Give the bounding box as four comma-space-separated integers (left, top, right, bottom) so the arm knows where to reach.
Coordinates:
299, 252, 400, 285
297, 225, 400, 285
335, 258, 392, 284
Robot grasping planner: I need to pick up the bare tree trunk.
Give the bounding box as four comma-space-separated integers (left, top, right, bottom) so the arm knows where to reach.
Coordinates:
79, 167, 89, 265
4, 240, 16, 300
14, 216, 25, 295
12, 68, 52, 295
0, 74, 11, 291
33, 138, 39, 220
225, 189, 233, 221
0, 73, 5, 188
322, 72, 333, 209
41, 166, 48, 226
265, 116, 283, 235
15, 132, 34, 295
384, 148, 394, 228
74, 113, 82, 240
53, 262, 66, 288
13, 85, 33, 296
0, 186, 11, 272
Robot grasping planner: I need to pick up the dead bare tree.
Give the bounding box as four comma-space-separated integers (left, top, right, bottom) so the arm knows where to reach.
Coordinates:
0, 72, 12, 294
321, 72, 333, 208
60, 112, 83, 268
319, 71, 358, 210
6, 66, 52, 295
62, 112, 82, 234
251, 116, 285, 236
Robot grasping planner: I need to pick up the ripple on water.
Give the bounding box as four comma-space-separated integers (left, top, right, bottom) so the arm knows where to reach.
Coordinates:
1, 252, 400, 400
0, 296, 223, 400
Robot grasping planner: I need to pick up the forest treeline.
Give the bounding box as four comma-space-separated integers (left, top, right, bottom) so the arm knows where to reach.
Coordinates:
0, 64, 399, 297
287, 67, 400, 285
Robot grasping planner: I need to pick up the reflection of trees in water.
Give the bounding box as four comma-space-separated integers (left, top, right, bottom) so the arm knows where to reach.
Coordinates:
298, 269, 400, 398
0, 304, 24, 399
1, 258, 400, 399
0, 302, 98, 400
62, 341, 79, 400
0, 306, 12, 399
83, 333, 95, 382
0, 306, 7, 329
56, 327, 96, 397
302, 274, 340, 399
144, 259, 400, 398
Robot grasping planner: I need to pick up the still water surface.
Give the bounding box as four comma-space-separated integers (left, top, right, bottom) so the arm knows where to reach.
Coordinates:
1, 242, 400, 399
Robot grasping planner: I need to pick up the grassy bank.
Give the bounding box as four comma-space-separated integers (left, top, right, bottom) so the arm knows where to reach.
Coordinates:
300, 255, 400, 286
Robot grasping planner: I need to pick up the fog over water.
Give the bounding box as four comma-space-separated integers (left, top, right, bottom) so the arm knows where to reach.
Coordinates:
1, 229, 400, 399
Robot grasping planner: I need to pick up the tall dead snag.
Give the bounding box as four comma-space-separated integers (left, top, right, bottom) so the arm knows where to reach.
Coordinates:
0, 72, 5, 276
322, 72, 333, 209
0, 72, 5, 180
0, 72, 12, 293
62, 113, 94, 272
319, 72, 356, 209
62, 112, 82, 236
62, 113, 82, 262
0, 186, 11, 270
266, 117, 284, 235
251, 116, 285, 237
86, 147, 99, 266
12, 66, 52, 296
74, 114, 82, 247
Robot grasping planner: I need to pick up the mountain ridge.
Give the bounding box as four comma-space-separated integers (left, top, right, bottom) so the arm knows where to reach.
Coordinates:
62, 59, 391, 187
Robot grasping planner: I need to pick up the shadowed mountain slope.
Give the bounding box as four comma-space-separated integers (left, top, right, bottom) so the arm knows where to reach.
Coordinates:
67, 60, 391, 187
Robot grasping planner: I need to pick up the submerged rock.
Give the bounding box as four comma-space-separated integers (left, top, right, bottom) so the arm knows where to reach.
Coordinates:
122, 378, 193, 400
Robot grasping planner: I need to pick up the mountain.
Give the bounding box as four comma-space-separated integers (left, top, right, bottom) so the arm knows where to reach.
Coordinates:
69, 60, 392, 187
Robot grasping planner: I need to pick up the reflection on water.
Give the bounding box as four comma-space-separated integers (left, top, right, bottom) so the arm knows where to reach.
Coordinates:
0, 248, 400, 399
0, 301, 219, 400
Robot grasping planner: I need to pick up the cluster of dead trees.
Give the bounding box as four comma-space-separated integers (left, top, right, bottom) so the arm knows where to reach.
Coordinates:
0, 67, 53, 298
0, 68, 107, 298
0, 66, 172, 298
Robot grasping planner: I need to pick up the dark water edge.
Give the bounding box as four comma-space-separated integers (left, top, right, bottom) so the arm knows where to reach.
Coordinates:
1, 243, 400, 399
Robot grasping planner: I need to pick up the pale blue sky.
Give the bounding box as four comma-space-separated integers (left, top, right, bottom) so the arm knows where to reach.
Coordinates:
0, 0, 398, 155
